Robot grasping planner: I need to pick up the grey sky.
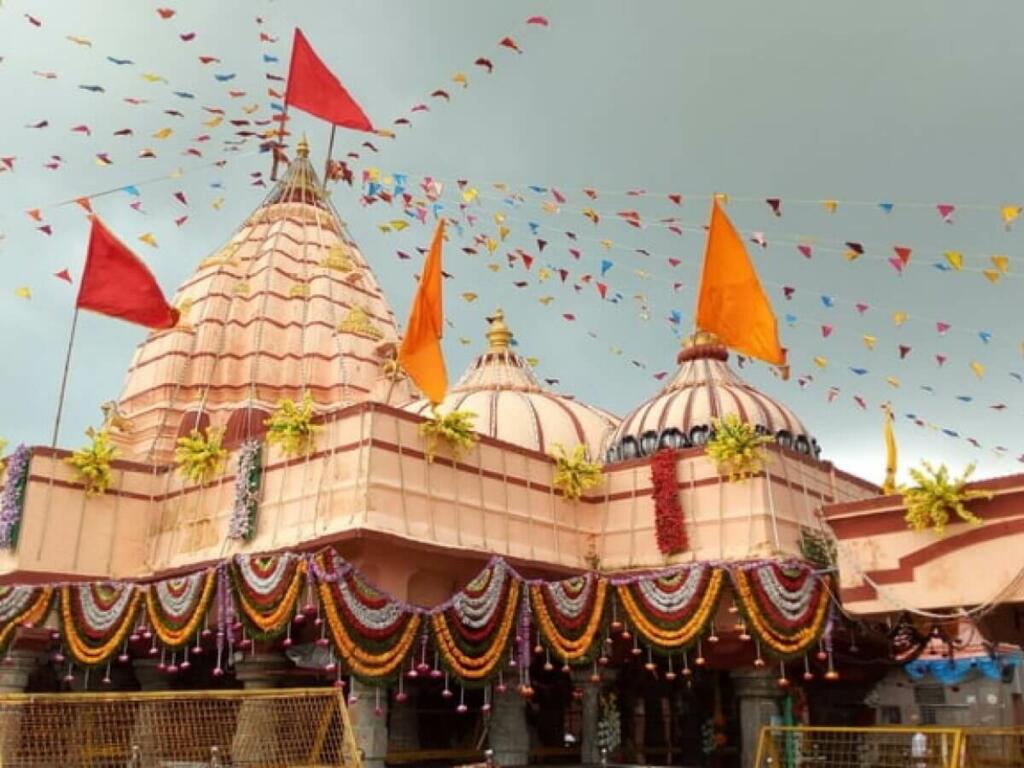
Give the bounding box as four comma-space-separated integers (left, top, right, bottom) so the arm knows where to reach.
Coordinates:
1, 0, 1022, 484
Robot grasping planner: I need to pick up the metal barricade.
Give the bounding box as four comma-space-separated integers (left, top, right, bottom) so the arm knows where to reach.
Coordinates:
754, 726, 965, 768
0, 687, 362, 767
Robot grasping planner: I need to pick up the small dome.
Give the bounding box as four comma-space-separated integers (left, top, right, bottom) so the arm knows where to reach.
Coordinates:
605, 331, 818, 463
402, 310, 618, 458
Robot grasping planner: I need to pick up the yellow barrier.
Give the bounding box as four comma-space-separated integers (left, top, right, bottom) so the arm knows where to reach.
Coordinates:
0, 687, 362, 767
755, 726, 1024, 768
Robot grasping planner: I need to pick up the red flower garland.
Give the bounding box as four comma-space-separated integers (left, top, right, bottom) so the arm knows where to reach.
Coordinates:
650, 449, 687, 554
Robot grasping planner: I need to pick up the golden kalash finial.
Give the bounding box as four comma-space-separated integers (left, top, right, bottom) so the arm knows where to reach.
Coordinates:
682, 330, 720, 348
296, 134, 310, 158
486, 308, 513, 350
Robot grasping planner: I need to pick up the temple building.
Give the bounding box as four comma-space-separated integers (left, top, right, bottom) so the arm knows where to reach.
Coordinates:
1, 141, 1023, 768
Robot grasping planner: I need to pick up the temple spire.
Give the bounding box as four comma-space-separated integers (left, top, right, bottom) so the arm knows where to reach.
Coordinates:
486, 308, 513, 351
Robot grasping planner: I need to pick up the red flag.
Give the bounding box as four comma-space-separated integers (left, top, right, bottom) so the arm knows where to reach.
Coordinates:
285, 29, 373, 131
76, 217, 179, 329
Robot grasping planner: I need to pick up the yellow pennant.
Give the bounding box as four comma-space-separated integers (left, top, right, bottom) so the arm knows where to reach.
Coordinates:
458, 337, 472, 345
537, 268, 551, 282
970, 361, 985, 379
600, 239, 613, 249
885, 376, 901, 388
493, 213, 506, 225
203, 115, 223, 128
460, 292, 477, 303
714, 193, 729, 205
14, 286, 31, 299
526, 357, 539, 368
944, 251, 963, 271
141, 72, 168, 83
211, 197, 224, 210
1001, 205, 1022, 227
862, 334, 876, 350
538, 295, 555, 305
813, 356, 828, 369
487, 263, 500, 272
541, 201, 559, 214
983, 269, 1001, 284
821, 200, 838, 214
389, 220, 409, 231
152, 127, 173, 139
892, 311, 907, 326
138, 232, 157, 247
452, 72, 468, 88
461, 187, 478, 203
498, 225, 510, 241
991, 254, 1009, 273
485, 238, 498, 254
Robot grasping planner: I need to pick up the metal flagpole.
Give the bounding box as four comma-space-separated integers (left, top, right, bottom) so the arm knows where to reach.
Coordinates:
50, 307, 80, 448
321, 124, 337, 192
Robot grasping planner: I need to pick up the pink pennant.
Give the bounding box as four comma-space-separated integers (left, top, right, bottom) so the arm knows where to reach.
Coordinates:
821, 325, 833, 338
569, 248, 581, 260
797, 244, 813, 259
596, 282, 608, 299
936, 203, 955, 223
552, 188, 566, 204
668, 258, 681, 267
854, 302, 869, 315
54, 268, 72, 283
936, 322, 951, 335
888, 257, 904, 274
935, 354, 947, 366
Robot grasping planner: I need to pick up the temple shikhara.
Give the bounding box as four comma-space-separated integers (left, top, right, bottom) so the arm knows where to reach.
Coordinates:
2, 135, 1024, 768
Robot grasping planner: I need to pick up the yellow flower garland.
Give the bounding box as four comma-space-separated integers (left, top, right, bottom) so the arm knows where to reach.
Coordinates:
145, 569, 217, 648
61, 586, 142, 666
530, 579, 607, 661
0, 587, 53, 652
617, 569, 724, 649
235, 559, 307, 634
431, 581, 520, 680
318, 579, 422, 678
731, 570, 830, 656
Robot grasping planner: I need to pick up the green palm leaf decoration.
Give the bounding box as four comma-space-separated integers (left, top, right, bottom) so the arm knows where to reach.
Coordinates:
901, 461, 991, 534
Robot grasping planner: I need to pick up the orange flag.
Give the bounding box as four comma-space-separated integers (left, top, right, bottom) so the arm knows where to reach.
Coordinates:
398, 219, 448, 403
696, 199, 785, 365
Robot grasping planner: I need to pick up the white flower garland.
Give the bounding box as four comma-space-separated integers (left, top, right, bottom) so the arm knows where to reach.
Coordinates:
544, 574, 594, 618
152, 572, 205, 620
338, 571, 405, 631
0, 586, 37, 623
236, 553, 297, 596
452, 561, 508, 629
78, 584, 136, 633
636, 565, 706, 613
754, 565, 817, 622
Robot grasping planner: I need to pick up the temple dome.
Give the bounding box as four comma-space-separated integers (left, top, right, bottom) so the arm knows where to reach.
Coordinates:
402, 310, 618, 458
107, 138, 409, 462
605, 331, 818, 463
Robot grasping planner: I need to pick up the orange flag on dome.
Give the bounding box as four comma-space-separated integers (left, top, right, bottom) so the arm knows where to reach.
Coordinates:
398, 219, 448, 404
696, 199, 785, 366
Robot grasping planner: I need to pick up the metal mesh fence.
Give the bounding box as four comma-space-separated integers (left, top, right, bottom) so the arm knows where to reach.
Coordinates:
755, 726, 964, 768
961, 728, 1024, 768
0, 688, 361, 767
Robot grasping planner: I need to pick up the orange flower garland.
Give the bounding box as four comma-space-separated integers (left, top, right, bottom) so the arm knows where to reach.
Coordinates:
617, 569, 724, 650
530, 577, 607, 662
145, 568, 217, 649
230, 554, 307, 637
731, 568, 830, 657
0, 586, 53, 657
61, 584, 142, 667
432, 580, 520, 681
319, 582, 422, 679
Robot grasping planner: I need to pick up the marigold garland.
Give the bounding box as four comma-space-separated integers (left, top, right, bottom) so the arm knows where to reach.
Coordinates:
617, 567, 723, 651
432, 578, 520, 682
530, 574, 607, 663
650, 449, 687, 555
229, 553, 307, 638
730, 564, 831, 658
61, 583, 142, 667
145, 568, 217, 649
315, 550, 421, 682
0, 586, 53, 657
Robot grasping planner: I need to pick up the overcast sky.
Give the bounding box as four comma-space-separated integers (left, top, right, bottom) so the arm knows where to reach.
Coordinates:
1, 0, 1023, 485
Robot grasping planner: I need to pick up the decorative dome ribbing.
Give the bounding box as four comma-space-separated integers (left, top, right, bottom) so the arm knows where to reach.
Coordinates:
107, 138, 407, 462
605, 331, 818, 462
402, 310, 618, 458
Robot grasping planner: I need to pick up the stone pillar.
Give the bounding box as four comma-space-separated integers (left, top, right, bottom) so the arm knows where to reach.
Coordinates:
348, 679, 389, 768
572, 670, 602, 764
232, 652, 291, 764
0, 650, 46, 761
489, 686, 528, 767
733, 668, 784, 768
388, 686, 419, 754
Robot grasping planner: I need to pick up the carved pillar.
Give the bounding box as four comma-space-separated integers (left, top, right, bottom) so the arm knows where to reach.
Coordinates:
572, 670, 602, 764
388, 686, 419, 755
733, 668, 784, 768
232, 652, 291, 763
489, 686, 529, 766
348, 679, 389, 768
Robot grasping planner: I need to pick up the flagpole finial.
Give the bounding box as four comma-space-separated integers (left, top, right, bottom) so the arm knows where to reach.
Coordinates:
297, 134, 310, 158
486, 308, 513, 351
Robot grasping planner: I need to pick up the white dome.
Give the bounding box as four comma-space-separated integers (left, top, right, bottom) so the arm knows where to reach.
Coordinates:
606, 332, 817, 463
402, 310, 617, 458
